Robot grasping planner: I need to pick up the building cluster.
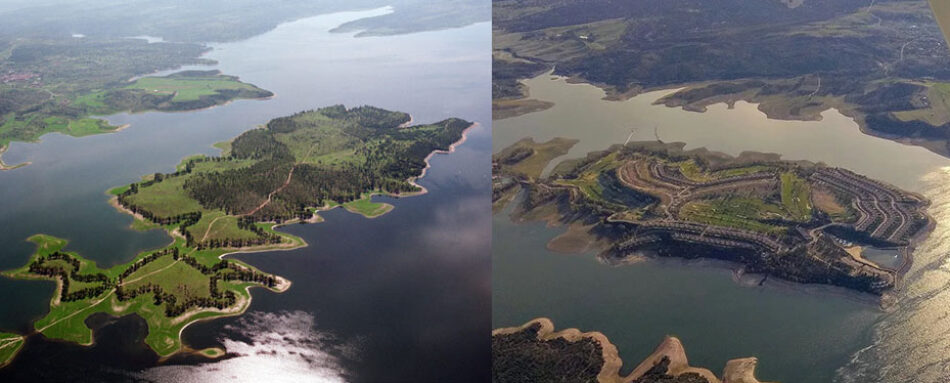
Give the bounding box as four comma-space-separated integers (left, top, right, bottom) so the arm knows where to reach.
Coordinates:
810, 168, 920, 244
1, 71, 39, 86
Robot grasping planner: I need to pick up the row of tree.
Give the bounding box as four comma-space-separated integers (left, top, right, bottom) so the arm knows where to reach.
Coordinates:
27, 251, 113, 302
114, 252, 277, 317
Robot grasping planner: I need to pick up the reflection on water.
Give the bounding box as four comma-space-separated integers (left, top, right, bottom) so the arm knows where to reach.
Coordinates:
492, 207, 879, 383
0, 7, 490, 382
837, 166, 950, 382
136, 311, 348, 383
494, 74, 949, 190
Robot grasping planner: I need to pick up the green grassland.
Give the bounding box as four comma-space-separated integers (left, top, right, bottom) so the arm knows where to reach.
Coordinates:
188, 211, 262, 243
125, 73, 264, 102
125, 176, 205, 217
0, 333, 25, 368
343, 195, 394, 218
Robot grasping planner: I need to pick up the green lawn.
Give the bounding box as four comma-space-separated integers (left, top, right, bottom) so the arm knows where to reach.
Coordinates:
675, 160, 714, 182
125, 176, 204, 217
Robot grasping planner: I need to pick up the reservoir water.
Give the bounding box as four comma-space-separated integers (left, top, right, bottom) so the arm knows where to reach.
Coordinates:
0, 8, 490, 382
493, 74, 950, 382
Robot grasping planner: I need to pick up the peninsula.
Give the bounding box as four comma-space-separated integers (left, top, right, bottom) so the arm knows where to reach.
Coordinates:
494, 139, 933, 295
0, 105, 471, 364
0, 36, 272, 169
492, 318, 773, 383
493, 0, 950, 159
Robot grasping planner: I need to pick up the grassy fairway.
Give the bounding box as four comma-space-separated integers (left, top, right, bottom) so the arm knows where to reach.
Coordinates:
781, 172, 813, 221
680, 197, 787, 235
0, 333, 25, 368
555, 153, 621, 204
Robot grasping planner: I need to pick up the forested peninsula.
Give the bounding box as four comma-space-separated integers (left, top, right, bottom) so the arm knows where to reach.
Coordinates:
0, 105, 472, 365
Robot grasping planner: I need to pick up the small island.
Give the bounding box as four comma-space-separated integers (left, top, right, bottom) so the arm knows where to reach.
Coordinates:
494, 139, 933, 295
1, 105, 472, 361
492, 318, 773, 383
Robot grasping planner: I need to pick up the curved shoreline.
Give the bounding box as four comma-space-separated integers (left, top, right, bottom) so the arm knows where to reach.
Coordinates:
498, 150, 933, 306
493, 317, 626, 383
164, 121, 480, 356
0, 145, 30, 171
0, 84, 272, 171
510, 71, 950, 160
399, 122, 479, 197
493, 317, 771, 383
0, 334, 25, 369
78, 118, 480, 359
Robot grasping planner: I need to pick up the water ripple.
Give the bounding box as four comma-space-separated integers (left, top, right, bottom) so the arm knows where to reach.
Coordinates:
837, 167, 950, 383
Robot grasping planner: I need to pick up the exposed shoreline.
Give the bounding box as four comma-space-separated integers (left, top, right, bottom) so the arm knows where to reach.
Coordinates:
496, 157, 931, 307
492, 317, 626, 383
493, 317, 771, 383
504, 71, 950, 159
0, 145, 30, 171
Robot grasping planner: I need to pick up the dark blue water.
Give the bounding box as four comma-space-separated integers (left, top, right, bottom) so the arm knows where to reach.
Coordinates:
0, 9, 489, 382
